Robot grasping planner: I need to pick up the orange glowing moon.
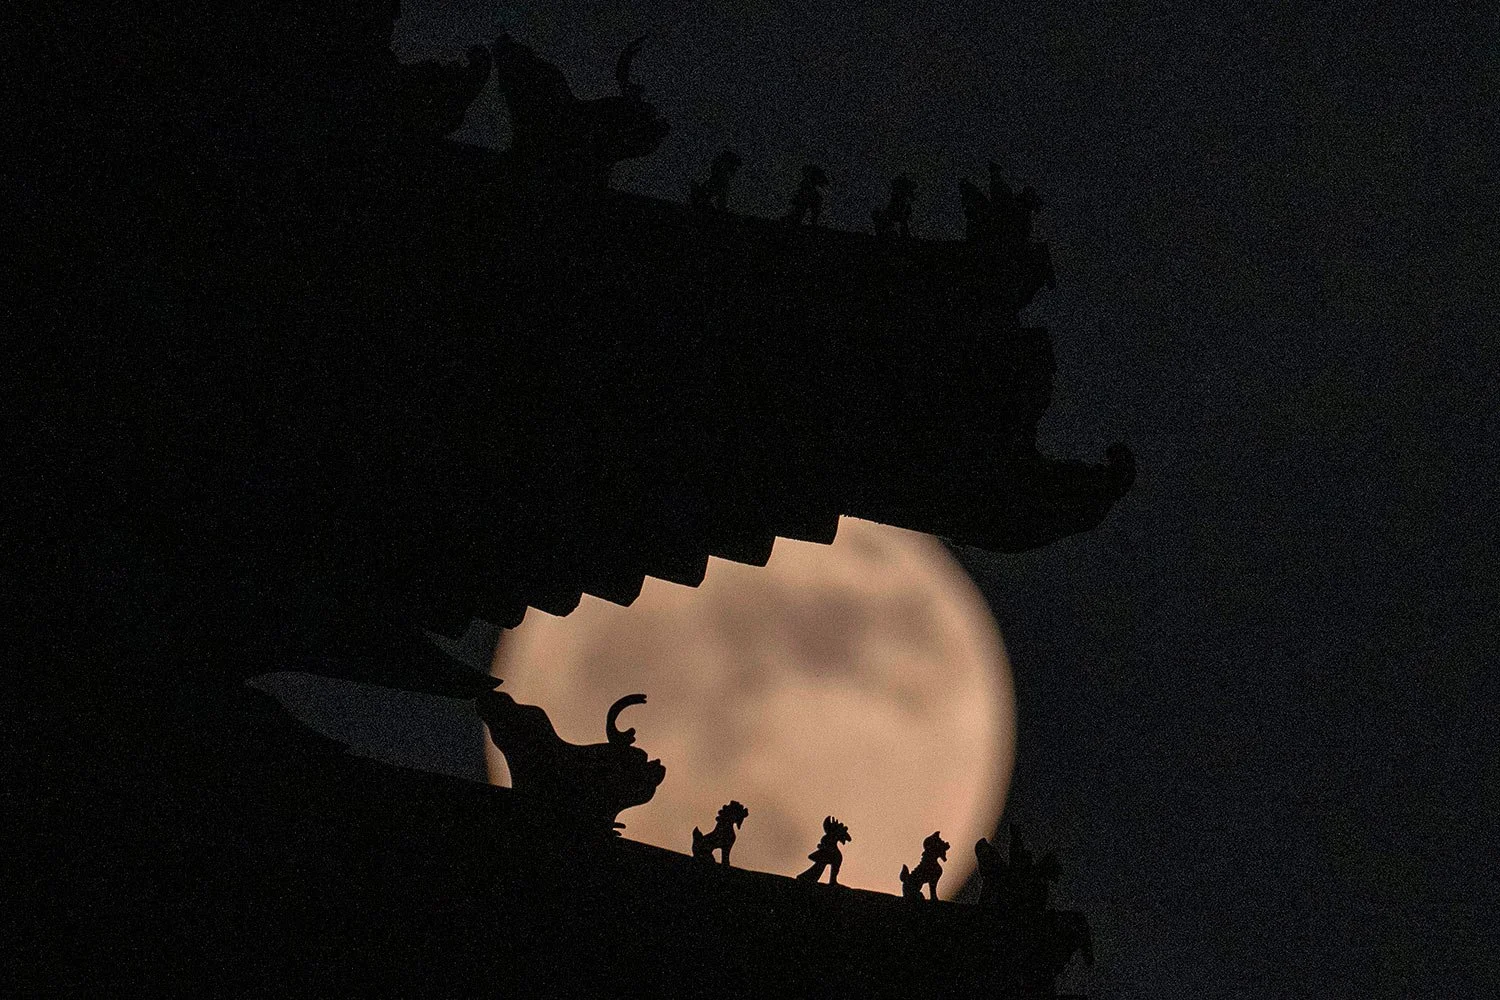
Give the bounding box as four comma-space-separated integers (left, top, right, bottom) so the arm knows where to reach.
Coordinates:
488, 517, 1014, 897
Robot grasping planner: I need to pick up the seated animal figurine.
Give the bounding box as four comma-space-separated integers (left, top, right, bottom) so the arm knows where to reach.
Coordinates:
796, 815, 852, 885
475, 685, 666, 835
781, 164, 829, 226
871, 173, 916, 238
692, 800, 749, 866
974, 834, 1008, 907
899, 831, 950, 900
690, 149, 742, 213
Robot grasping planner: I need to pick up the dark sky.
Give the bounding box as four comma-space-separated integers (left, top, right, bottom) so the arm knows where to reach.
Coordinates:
369, 3, 1497, 996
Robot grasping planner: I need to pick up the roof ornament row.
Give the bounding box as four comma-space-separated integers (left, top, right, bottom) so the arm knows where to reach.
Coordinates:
471, 676, 1092, 990
689, 147, 1044, 251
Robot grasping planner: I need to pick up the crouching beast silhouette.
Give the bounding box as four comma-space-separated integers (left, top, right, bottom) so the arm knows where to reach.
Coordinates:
476, 685, 666, 835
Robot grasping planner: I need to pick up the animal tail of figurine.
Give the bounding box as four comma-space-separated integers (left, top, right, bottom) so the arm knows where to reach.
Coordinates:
900, 863, 912, 886
692, 826, 705, 856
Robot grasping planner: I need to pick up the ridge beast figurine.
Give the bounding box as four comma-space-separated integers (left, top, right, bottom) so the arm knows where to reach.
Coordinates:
797, 815, 852, 885
476, 685, 666, 834
692, 800, 750, 866
899, 831, 950, 900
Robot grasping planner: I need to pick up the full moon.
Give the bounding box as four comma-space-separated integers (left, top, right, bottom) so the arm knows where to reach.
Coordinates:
488, 517, 1014, 897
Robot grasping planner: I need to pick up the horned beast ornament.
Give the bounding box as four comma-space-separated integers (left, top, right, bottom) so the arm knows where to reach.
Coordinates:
475, 684, 666, 835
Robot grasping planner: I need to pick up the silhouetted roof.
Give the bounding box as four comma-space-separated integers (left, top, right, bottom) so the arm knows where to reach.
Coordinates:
20, 13, 1131, 696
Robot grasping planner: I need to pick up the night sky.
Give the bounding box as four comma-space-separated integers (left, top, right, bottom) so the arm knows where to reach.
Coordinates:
370, 3, 1495, 996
